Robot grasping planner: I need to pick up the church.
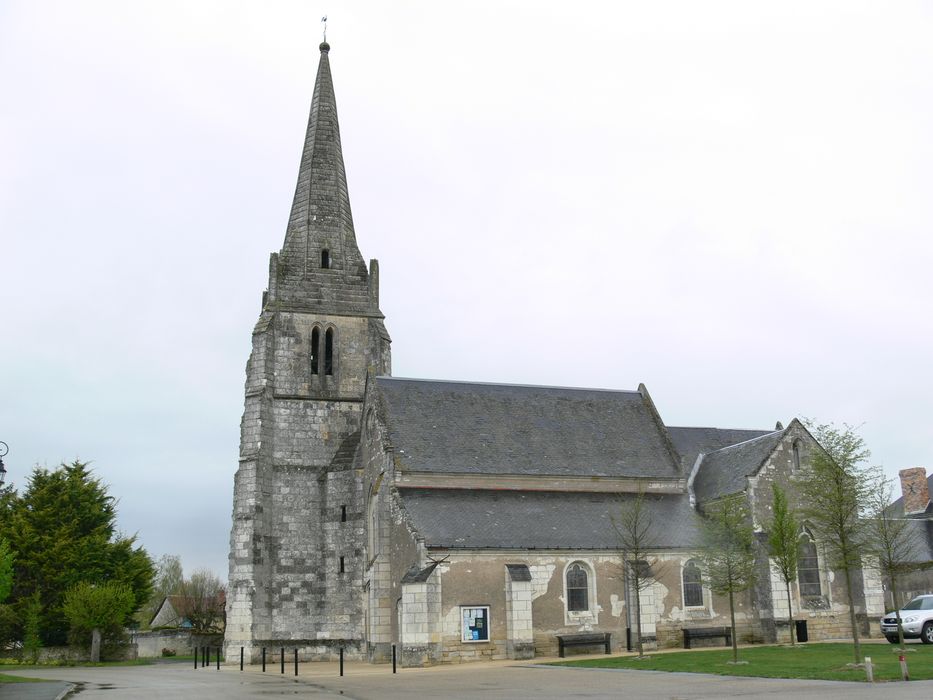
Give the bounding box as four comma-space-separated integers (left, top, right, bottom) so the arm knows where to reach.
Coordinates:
224, 42, 890, 666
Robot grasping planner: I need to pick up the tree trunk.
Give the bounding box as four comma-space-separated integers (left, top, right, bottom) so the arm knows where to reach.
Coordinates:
728, 589, 738, 663
633, 572, 644, 657
90, 628, 101, 663
785, 580, 795, 645
842, 564, 861, 665
891, 578, 905, 651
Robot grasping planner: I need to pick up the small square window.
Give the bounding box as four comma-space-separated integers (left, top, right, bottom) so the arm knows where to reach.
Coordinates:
460, 606, 490, 643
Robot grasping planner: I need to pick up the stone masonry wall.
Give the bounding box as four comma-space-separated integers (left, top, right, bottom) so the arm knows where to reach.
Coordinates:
226, 300, 389, 664
748, 422, 878, 642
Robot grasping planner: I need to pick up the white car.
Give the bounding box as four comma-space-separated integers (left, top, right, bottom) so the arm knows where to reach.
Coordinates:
880, 594, 933, 644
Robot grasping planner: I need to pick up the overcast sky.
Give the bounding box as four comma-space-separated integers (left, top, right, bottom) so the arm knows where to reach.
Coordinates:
2, 1, 932, 579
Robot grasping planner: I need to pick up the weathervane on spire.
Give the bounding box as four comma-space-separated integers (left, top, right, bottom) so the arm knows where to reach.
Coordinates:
321, 15, 328, 43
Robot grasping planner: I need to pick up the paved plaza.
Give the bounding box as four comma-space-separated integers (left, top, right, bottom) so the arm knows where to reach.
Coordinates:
4, 658, 933, 700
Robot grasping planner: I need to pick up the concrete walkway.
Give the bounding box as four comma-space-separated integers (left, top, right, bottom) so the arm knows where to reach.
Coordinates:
0, 680, 71, 700
4, 657, 933, 700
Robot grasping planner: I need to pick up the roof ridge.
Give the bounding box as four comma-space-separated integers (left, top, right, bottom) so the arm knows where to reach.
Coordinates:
702, 429, 782, 454
375, 375, 640, 394
669, 425, 773, 432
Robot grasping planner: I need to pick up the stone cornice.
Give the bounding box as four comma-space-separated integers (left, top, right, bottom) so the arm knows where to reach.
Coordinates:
394, 471, 686, 494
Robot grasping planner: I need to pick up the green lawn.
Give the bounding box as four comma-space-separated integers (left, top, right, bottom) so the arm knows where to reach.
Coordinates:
0, 672, 45, 683
0, 659, 152, 671
553, 643, 933, 682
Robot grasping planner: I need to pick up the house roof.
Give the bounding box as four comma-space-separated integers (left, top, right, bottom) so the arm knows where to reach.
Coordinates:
374, 377, 681, 478
397, 488, 702, 549
148, 593, 226, 627
668, 426, 774, 470
691, 430, 784, 504
902, 519, 933, 563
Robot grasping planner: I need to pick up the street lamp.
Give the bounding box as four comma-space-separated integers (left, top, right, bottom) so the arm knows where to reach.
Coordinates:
0, 441, 7, 485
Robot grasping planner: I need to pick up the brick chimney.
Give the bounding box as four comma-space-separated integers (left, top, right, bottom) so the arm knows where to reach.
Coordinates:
898, 467, 930, 515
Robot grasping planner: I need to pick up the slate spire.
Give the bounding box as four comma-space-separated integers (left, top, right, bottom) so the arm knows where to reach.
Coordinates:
274, 41, 375, 313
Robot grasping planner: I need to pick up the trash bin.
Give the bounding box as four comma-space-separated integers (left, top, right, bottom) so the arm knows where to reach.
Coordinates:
794, 620, 808, 643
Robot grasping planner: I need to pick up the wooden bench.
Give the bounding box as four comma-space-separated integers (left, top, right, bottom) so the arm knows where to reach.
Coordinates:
682, 626, 732, 649
556, 632, 612, 658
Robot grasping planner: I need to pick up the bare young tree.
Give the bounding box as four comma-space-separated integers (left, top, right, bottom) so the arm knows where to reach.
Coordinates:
766, 484, 799, 645
700, 494, 757, 664
795, 420, 879, 666
141, 554, 184, 627
177, 569, 226, 633
611, 489, 666, 657
866, 477, 922, 651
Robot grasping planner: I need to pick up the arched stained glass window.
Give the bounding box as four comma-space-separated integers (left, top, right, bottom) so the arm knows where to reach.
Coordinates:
797, 530, 821, 597
683, 559, 703, 607
566, 563, 589, 612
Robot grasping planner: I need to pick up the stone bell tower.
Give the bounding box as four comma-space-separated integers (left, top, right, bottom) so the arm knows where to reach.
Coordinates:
225, 41, 391, 663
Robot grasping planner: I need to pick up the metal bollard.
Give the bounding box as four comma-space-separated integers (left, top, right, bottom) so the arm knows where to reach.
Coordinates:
294, 648, 298, 676
392, 644, 396, 674
206, 647, 211, 668
262, 647, 266, 672
339, 647, 344, 677
194, 647, 198, 670
216, 647, 220, 671
240, 646, 244, 672
280, 647, 285, 674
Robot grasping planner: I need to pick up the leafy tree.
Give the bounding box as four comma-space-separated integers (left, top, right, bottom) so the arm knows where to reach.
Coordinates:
700, 494, 757, 663
177, 569, 225, 633
0, 604, 18, 651
866, 477, 921, 651
0, 538, 14, 603
611, 489, 666, 657
0, 461, 154, 644
22, 592, 42, 663
766, 484, 799, 644
63, 581, 136, 662
795, 421, 878, 665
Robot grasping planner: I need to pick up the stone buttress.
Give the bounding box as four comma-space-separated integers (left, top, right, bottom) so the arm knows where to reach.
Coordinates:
225, 41, 391, 663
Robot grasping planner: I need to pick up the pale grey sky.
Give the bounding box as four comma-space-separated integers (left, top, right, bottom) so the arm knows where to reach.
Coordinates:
2, 1, 932, 578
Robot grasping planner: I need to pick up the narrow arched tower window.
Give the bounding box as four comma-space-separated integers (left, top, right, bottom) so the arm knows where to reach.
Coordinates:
321, 249, 330, 269
792, 440, 802, 471
324, 328, 334, 375
310, 327, 320, 375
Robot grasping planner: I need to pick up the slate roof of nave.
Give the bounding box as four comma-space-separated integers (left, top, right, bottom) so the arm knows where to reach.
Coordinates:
691, 429, 785, 504
668, 426, 774, 472
397, 489, 702, 549
374, 377, 682, 478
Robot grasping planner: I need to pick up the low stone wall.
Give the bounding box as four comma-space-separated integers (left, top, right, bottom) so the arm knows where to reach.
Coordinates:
131, 630, 194, 658
32, 644, 137, 663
